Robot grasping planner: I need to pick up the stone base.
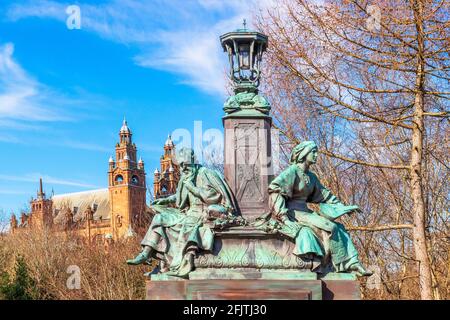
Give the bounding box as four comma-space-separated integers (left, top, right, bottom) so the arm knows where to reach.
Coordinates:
147, 272, 360, 300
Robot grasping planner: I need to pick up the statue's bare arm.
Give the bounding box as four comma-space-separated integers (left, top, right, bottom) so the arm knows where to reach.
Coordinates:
152, 194, 176, 205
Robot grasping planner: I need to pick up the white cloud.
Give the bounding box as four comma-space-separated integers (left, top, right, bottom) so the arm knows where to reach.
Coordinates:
0, 42, 114, 148
0, 173, 100, 189
0, 42, 74, 122
7, 0, 66, 22
134, 29, 227, 94
0, 119, 47, 131
55, 140, 110, 152
0, 189, 30, 195
6, 0, 276, 96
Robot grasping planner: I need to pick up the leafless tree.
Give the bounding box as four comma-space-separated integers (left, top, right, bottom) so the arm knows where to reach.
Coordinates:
256, 0, 449, 299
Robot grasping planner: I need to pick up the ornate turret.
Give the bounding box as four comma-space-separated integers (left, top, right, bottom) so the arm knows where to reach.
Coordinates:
120, 117, 131, 134
164, 134, 174, 157
153, 168, 161, 199
138, 157, 144, 170
10, 214, 17, 231
109, 155, 115, 171
30, 178, 53, 229
37, 177, 45, 200
85, 206, 94, 221
154, 136, 180, 199
116, 117, 136, 164
20, 212, 28, 227
109, 118, 146, 239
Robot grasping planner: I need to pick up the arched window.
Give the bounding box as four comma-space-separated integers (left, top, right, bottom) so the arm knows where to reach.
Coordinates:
115, 175, 124, 184
131, 175, 139, 185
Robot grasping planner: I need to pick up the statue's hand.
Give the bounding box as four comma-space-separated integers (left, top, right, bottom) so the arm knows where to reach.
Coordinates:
183, 172, 196, 183
152, 198, 167, 205
345, 204, 361, 215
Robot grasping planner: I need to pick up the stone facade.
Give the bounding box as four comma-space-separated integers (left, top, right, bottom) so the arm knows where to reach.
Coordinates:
10, 119, 149, 242
108, 120, 147, 239
153, 135, 179, 199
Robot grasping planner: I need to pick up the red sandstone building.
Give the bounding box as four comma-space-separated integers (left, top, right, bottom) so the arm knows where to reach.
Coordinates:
10, 120, 179, 242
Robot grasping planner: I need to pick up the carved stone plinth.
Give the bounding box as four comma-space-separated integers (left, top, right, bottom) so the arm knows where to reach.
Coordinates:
146, 227, 361, 300
146, 274, 360, 300
223, 116, 273, 222
193, 227, 319, 270
147, 279, 322, 300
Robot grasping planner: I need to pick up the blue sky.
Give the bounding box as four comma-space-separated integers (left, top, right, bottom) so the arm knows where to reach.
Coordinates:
0, 0, 275, 221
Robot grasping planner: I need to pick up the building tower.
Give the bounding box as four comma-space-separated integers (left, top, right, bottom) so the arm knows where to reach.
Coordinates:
29, 178, 53, 229
108, 118, 146, 239
10, 214, 17, 232
153, 135, 180, 198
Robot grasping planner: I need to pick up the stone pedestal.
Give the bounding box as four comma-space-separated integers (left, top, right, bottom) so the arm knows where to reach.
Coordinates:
223, 115, 273, 222
146, 227, 361, 300
146, 274, 360, 300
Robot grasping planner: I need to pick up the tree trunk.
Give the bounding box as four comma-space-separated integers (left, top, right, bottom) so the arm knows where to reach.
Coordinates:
411, 0, 433, 300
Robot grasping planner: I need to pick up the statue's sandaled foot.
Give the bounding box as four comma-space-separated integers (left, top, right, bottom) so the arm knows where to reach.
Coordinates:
350, 263, 373, 277
127, 251, 150, 265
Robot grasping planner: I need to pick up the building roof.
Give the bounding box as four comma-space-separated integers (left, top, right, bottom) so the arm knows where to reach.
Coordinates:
52, 188, 110, 224
120, 118, 131, 134
165, 134, 174, 147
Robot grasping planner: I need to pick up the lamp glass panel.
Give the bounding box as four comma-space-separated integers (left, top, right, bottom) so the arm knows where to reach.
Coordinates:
239, 44, 250, 69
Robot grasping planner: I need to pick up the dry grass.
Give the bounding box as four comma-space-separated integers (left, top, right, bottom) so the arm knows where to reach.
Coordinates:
0, 228, 148, 300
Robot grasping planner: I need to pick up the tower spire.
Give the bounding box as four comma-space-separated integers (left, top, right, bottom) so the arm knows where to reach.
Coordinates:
120, 117, 131, 134
38, 177, 45, 199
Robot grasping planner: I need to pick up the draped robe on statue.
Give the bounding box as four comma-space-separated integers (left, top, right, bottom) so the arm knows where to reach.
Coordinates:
268, 164, 360, 272
141, 166, 238, 272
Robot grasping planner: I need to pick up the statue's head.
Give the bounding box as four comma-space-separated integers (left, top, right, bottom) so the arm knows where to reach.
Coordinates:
175, 147, 198, 174
289, 141, 318, 165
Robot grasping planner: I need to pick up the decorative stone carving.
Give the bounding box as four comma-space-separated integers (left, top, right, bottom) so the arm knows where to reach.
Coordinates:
224, 118, 272, 222
194, 228, 317, 270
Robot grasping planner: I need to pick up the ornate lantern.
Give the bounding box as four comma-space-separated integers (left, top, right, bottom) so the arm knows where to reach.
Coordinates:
220, 20, 268, 90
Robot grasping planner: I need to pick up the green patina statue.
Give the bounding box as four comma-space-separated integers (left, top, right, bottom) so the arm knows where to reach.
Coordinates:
259, 141, 372, 276
127, 147, 242, 278
223, 85, 271, 117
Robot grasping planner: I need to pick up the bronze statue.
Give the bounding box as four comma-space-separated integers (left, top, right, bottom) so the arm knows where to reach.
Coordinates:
127, 147, 240, 277
265, 141, 372, 276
